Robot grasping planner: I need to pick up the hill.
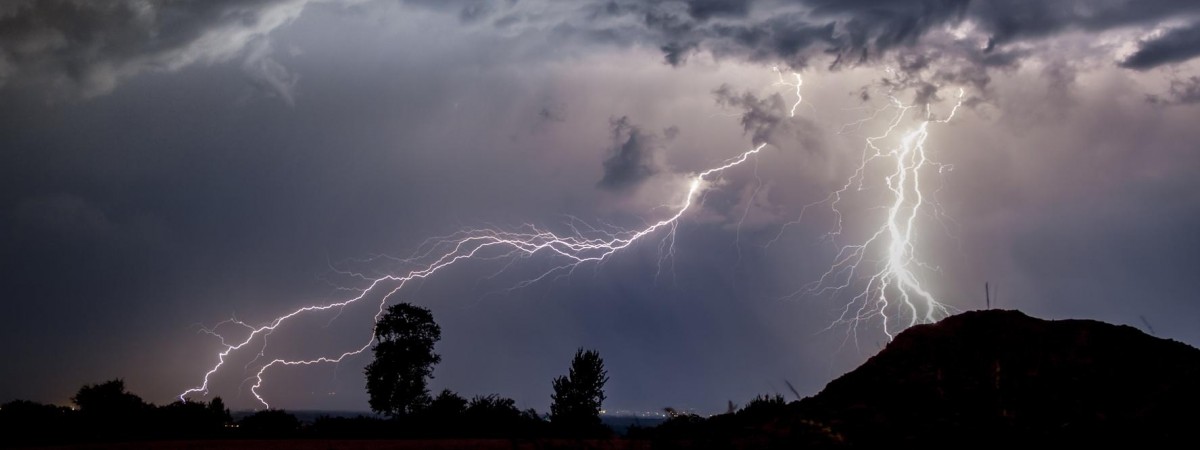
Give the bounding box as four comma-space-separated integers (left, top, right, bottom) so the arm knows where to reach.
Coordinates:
796, 309, 1200, 446
641, 309, 1200, 448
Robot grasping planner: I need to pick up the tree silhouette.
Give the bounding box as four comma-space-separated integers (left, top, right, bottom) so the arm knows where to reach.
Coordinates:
155, 397, 231, 438
364, 303, 442, 417
71, 379, 150, 440
207, 397, 231, 424
464, 394, 544, 438
72, 379, 146, 415
426, 389, 468, 419
550, 348, 609, 436
0, 400, 73, 445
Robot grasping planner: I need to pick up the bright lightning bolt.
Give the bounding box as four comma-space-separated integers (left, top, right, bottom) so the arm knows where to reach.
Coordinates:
182, 69, 966, 408
795, 87, 965, 341
181, 142, 768, 408
773, 66, 803, 117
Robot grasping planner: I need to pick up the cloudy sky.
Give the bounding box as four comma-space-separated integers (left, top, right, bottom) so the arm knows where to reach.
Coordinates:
2, 0, 1199, 413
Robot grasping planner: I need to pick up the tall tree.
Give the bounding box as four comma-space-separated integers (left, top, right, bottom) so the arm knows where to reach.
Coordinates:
550, 348, 609, 435
365, 303, 442, 417
207, 397, 232, 425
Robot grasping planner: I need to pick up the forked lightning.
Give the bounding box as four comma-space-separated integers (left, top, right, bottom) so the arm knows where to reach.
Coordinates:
797, 87, 964, 339
182, 143, 768, 407
182, 71, 964, 407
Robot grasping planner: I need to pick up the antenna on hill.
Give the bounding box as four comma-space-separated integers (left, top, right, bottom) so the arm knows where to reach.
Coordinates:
784, 379, 803, 401
985, 282, 990, 310
1139, 315, 1156, 335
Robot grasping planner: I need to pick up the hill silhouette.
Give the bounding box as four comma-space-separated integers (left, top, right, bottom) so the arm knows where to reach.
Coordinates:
797, 309, 1200, 446
638, 309, 1200, 448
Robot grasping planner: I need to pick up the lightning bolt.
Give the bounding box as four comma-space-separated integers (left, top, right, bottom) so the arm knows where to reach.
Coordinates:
181, 142, 768, 408
773, 66, 803, 117
182, 69, 965, 408
792, 87, 965, 340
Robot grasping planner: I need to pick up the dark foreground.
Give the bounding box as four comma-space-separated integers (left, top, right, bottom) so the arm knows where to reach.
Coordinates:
44, 439, 648, 450
11, 309, 1200, 448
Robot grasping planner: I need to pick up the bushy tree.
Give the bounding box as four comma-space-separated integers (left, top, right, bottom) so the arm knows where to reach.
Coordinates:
409, 390, 546, 438
72, 379, 147, 416
155, 397, 230, 438
5, 382, 236, 444
72, 379, 150, 438
426, 389, 468, 419
365, 303, 442, 417
466, 395, 518, 433
550, 348, 609, 435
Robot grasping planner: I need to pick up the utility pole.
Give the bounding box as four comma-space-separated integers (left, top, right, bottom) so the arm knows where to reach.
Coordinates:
986, 282, 990, 310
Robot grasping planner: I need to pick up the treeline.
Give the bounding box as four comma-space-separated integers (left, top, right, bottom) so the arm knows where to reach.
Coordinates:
0, 379, 830, 447
2, 303, 615, 446
1, 379, 231, 446
303, 390, 549, 439
0, 380, 578, 446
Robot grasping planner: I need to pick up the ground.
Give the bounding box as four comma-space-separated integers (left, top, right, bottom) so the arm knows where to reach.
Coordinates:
44, 439, 650, 450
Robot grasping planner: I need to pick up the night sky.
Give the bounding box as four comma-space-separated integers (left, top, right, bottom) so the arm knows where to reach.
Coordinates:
2, 0, 1199, 414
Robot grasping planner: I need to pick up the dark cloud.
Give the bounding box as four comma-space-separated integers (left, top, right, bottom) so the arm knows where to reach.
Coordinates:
967, 1, 1200, 44
1148, 76, 1200, 105
0, 0, 308, 100
704, 15, 835, 67
805, 0, 971, 67
661, 41, 699, 66
6, 0, 1198, 103
866, 40, 1025, 106
712, 84, 823, 153
621, 0, 959, 69
713, 85, 788, 146
1122, 22, 1200, 70
597, 116, 666, 192
837, 1, 1200, 69
685, 0, 752, 21
544, 0, 1200, 83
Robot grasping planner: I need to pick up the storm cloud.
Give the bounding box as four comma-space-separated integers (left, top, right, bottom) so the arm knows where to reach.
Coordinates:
1148, 76, 1200, 105
0, 0, 313, 100
1, 0, 1198, 418
532, 0, 1200, 74
685, 0, 752, 21
1121, 22, 1200, 70
598, 116, 668, 192
6, 1, 1200, 102
713, 85, 790, 147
